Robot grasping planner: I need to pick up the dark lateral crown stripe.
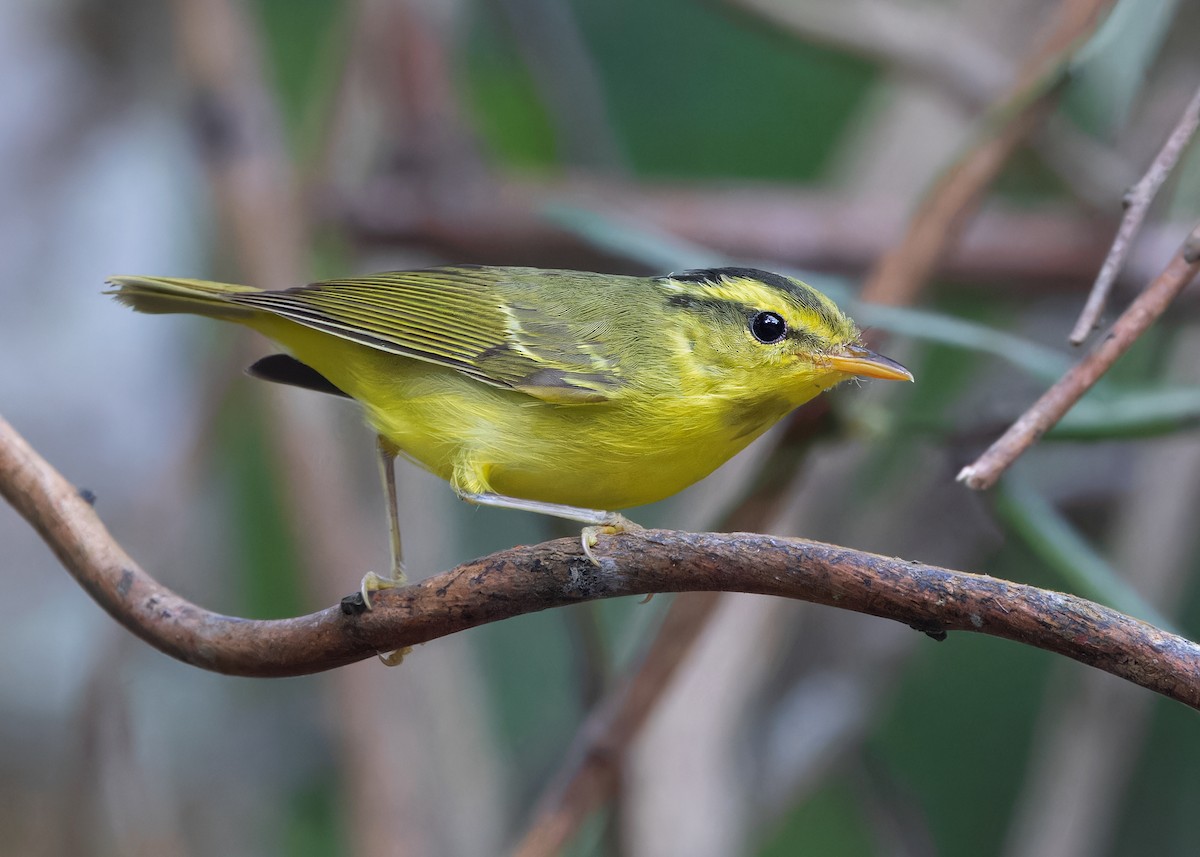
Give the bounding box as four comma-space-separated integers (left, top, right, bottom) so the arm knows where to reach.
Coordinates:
670, 266, 795, 293
666, 267, 841, 329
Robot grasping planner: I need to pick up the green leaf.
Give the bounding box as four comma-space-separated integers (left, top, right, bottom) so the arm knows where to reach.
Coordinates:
849, 302, 1070, 382
1049, 386, 1200, 440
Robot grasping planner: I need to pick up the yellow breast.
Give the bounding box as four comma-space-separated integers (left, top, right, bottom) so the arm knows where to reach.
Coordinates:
266, 318, 792, 510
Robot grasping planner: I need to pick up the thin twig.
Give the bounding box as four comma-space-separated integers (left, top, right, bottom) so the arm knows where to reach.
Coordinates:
858, 0, 1113, 306
958, 224, 1200, 490
1068, 83, 1200, 345
4, 414, 1200, 710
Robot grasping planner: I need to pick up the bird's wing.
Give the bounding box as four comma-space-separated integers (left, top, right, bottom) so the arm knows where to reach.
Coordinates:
229, 267, 625, 403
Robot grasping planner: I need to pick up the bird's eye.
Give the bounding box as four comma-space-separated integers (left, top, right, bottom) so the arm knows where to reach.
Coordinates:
750, 311, 787, 344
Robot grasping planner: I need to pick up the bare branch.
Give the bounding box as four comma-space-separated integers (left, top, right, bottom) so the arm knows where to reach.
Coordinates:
958, 224, 1200, 490
1069, 82, 1200, 345
4, 413, 1200, 710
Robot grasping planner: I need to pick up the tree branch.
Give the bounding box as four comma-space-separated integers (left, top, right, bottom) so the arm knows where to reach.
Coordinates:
1068, 82, 1200, 345
4, 413, 1199, 709
958, 223, 1200, 490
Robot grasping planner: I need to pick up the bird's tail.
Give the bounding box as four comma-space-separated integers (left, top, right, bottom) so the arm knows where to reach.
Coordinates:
105, 275, 262, 321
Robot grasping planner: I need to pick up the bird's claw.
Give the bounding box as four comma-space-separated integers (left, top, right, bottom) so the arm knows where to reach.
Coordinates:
580, 515, 643, 565
359, 570, 405, 611
358, 570, 412, 666
377, 646, 413, 666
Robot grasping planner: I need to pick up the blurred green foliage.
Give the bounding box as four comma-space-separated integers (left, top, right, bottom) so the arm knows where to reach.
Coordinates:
284, 776, 343, 857
1115, 652, 1200, 853
874, 633, 1051, 853
1066, 0, 1178, 136
216, 372, 306, 620
757, 775, 875, 856
466, 18, 560, 169
563, 0, 877, 179
468, 0, 877, 177
250, 0, 346, 146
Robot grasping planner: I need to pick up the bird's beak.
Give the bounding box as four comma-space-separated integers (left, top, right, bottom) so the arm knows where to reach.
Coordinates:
827, 344, 914, 382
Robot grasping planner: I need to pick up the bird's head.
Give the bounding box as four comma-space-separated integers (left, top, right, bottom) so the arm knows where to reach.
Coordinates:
656, 267, 912, 407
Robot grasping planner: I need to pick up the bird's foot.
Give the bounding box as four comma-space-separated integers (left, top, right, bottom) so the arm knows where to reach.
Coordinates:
581, 514, 643, 565
359, 569, 406, 611
358, 569, 413, 666
377, 646, 413, 667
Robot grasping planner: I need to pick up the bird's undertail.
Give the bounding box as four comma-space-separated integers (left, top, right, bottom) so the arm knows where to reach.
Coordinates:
105, 275, 262, 320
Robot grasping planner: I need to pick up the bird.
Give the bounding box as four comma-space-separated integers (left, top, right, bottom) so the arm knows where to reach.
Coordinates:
108, 265, 912, 622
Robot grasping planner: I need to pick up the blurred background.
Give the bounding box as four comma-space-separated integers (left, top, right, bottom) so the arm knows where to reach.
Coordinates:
2, 0, 1200, 854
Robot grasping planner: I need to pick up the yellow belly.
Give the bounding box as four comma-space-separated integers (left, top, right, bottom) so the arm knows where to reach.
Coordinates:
269, 321, 787, 511
363, 366, 774, 510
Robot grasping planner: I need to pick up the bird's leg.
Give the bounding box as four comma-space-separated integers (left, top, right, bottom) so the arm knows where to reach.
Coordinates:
360, 437, 407, 607
456, 491, 641, 564
359, 438, 412, 666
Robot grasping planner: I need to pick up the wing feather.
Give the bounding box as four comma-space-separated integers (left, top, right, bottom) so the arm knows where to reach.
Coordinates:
229, 267, 627, 402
